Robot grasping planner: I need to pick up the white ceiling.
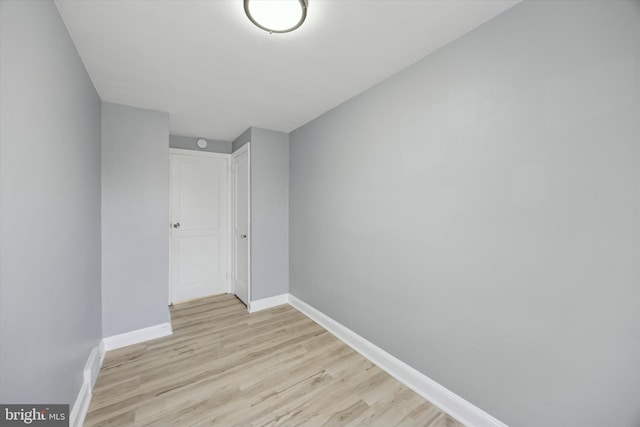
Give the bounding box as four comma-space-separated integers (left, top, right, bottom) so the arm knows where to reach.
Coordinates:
56, 0, 519, 142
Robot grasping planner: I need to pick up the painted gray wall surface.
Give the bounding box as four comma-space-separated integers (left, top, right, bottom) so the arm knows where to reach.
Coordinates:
170, 134, 231, 154
232, 128, 252, 153
101, 102, 170, 336
0, 0, 102, 404
250, 128, 289, 300
289, 2, 640, 426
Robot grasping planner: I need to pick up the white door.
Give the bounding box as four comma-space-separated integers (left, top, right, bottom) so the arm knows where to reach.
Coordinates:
170, 151, 229, 304
232, 145, 250, 305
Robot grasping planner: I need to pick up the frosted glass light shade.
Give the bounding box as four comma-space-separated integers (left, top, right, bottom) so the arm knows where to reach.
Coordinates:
244, 0, 307, 34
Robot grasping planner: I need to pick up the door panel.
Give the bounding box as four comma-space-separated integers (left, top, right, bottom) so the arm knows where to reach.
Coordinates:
179, 161, 221, 229
232, 147, 250, 305
171, 153, 228, 304
179, 235, 221, 283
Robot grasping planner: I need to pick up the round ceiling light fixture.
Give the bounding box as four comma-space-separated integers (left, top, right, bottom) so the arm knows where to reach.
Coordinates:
244, 0, 308, 34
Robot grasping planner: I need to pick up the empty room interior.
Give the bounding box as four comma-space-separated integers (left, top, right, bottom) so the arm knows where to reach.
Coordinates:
1, 0, 639, 426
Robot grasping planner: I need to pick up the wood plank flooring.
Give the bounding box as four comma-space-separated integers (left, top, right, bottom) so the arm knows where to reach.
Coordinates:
84, 295, 464, 426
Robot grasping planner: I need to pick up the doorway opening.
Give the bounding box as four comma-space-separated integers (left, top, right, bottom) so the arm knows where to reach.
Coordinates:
168, 146, 250, 309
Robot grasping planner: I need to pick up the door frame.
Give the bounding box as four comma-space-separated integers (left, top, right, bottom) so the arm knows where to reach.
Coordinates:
168, 148, 232, 305
231, 143, 251, 309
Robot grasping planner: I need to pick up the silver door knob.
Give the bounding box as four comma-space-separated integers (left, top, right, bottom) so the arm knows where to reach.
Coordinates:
172, 222, 181, 228
240, 234, 247, 238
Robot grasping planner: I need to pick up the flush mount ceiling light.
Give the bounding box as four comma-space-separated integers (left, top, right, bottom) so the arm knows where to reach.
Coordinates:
244, 0, 308, 34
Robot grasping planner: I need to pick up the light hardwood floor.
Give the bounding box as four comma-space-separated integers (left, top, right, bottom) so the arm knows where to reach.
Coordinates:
85, 295, 464, 426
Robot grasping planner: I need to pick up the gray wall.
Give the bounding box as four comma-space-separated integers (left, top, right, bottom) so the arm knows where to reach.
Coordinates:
0, 0, 102, 405
232, 128, 252, 152
102, 102, 170, 336
233, 127, 289, 301
250, 128, 289, 300
289, 1, 640, 426
170, 134, 231, 154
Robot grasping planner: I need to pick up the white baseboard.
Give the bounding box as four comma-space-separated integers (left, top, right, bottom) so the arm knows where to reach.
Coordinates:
69, 323, 172, 426
288, 295, 507, 427
103, 322, 173, 351
69, 340, 106, 427
249, 293, 289, 313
